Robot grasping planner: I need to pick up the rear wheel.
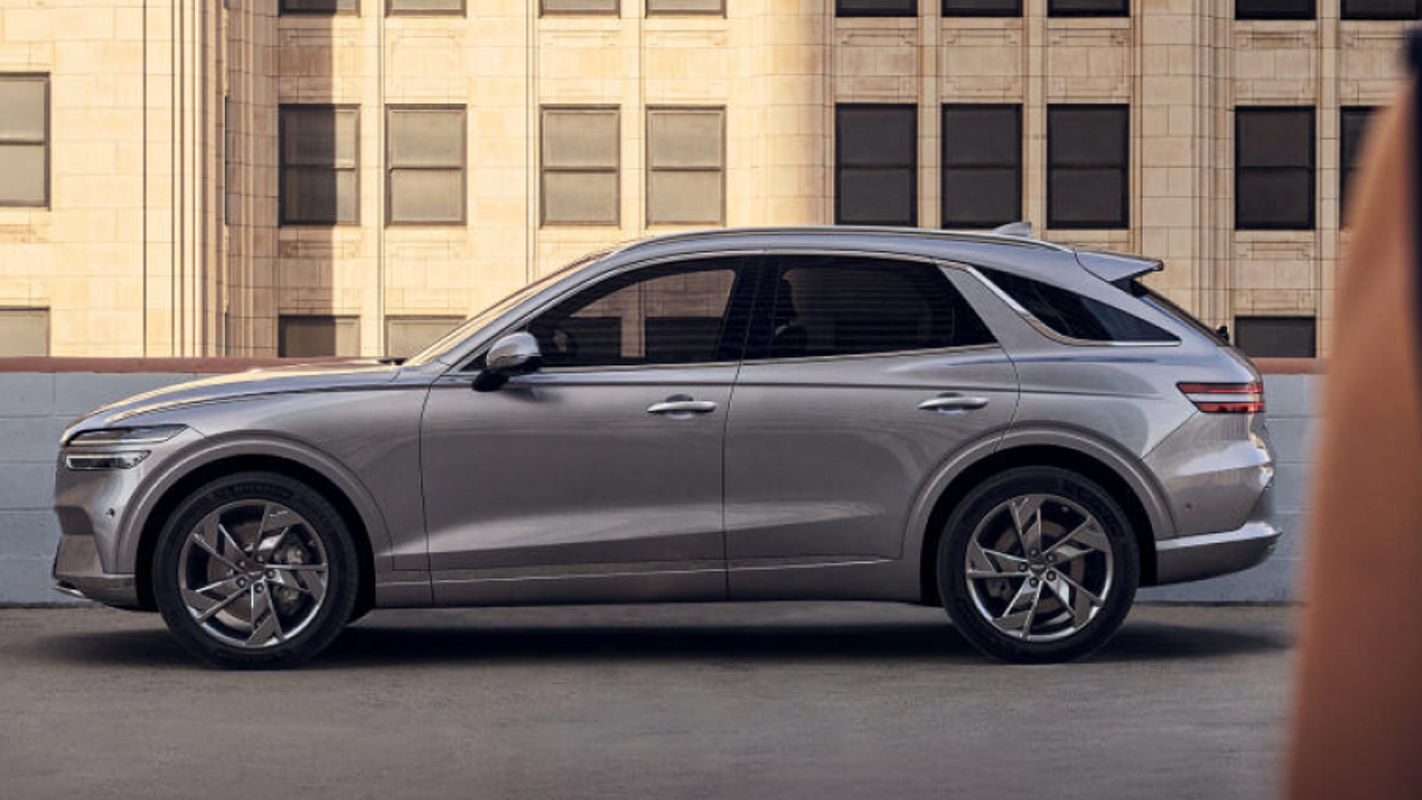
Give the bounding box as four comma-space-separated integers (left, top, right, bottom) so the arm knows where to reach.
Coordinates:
152, 471, 358, 669
937, 466, 1139, 663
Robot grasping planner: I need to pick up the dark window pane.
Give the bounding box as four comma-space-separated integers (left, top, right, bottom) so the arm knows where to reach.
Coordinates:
528, 260, 742, 368
1342, 0, 1419, 17
837, 0, 917, 15
281, 106, 358, 225
1340, 106, 1376, 224
944, 168, 1020, 227
1049, 0, 1128, 14
1047, 105, 1128, 228
760, 256, 994, 359
1236, 0, 1315, 18
279, 316, 360, 357
943, 105, 1020, 228
281, 0, 358, 13
981, 269, 1178, 343
1235, 108, 1314, 229
1234, 316, 1316, 358
944, 0, 1022, 15
836, 105, 916, 225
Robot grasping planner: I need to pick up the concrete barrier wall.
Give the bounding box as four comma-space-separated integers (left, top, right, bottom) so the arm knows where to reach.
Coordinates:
0, 367, 1320, 606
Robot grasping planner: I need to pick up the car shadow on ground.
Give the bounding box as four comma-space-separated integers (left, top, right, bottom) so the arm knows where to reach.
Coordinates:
28, 610, 1292, 671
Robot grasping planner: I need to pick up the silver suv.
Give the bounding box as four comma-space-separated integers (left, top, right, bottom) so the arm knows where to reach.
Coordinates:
52, 227, 1278, 667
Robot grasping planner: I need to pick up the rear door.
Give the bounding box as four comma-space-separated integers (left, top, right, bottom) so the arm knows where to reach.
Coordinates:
724, 253, 1020, 598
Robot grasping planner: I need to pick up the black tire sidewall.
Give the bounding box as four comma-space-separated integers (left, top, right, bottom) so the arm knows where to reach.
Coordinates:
152, 471, 358, 669
938, 466, 1140, 663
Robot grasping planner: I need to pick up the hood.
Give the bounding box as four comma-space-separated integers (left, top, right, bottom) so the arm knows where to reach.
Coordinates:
78, 360, 403, 428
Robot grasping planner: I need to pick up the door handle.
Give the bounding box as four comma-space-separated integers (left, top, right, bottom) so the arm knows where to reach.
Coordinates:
647, 398, 719, 416
918, 394, 990, 413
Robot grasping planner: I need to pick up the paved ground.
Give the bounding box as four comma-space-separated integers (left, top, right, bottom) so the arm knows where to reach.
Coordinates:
0, 603, 1294, 800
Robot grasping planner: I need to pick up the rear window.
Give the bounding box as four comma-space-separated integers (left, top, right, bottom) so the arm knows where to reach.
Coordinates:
979, 268, 1178, 344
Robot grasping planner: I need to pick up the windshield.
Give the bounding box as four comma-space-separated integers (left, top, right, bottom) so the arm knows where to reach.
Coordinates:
403, 247, 616, 365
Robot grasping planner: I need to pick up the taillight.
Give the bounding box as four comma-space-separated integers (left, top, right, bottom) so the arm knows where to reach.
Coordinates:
1177, 382, 1264, 414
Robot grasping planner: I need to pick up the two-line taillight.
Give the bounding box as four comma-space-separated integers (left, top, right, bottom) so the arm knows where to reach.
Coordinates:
1177, 382, 1265, 414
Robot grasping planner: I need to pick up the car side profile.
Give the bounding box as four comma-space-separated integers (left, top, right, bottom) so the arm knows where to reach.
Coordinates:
52, 226, 1278, 668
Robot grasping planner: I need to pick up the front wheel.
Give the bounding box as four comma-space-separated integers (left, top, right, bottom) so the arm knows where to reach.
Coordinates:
937, 466, 1139, 663
152, 471, 359, 669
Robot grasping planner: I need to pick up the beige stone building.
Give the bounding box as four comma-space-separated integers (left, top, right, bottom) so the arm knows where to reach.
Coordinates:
0, 0, 1413, 358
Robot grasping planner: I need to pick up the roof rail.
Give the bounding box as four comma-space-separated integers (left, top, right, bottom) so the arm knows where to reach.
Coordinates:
626, 225, 1070, 252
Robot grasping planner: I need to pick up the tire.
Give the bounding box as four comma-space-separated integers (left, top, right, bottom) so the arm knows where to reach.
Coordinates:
152, 471, 359, 669
937, 466, 1139, 663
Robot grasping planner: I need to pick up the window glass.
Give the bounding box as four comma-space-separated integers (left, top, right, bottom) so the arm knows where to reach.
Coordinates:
1236, 0, 1314, 18
1234, 316, 1316, 358
1049, 0, 1128, 13
542, 0, 618, 13
388, 106, 465, 224
0, 75, 48, 206
281, 0, 358, 12
281, 106, 359, 225
837, 0, 917, 15
944, 0, 1022, 15
980, 269, 1178, 343
1342, 0, 1419, 17
648, 0, 722, 12
0, 308, 48, 356
647, 108, 724, 225
542, 107, 619, 225
389, 0, 462, 11
758, 257, 995, 360
386, 316, 463, 359
528, 260, 743, 368
1236, 107, 1314, 230
942, 105, 1021, 228
1047, 105, 1128, 229
1340, 107, 1376, 225
279, 316, 360, 357
835, 105, 917, 226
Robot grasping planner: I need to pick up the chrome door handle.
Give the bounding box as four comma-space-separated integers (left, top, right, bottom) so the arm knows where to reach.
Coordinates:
918, 394, 990, 413
647, 399, 718, 415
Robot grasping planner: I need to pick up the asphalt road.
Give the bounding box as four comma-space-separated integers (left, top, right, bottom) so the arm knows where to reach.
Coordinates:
0, 603, 1294, 800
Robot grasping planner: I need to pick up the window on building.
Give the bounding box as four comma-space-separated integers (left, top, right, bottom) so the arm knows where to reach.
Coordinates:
386, 316, 463, 359
1234, 316, 1316, 358
1236, 107, 1314, 230
1236, 0, 1314, 19
751, 256, 995, 360
0, 74, 49, 207
280, 106, 359, 226
1049, 0, 1128, 15
647, 107, 725, 226
1340, 106, 1376, 225
837, 0, 917, 15
944, 0, 1023, 15
541, 107, 619, 226
388, 0, 463, 13
387, 106, 465, 225
1342, 0, 1419, 17
1047, 105, 1129, 229
281, 0, 359, 13
0, 308, 48, 356
224, 97, 236, 226
541, 0, 618, 13
528, 259, 748, 368
835, 104, 917, 226
647, 0, 723, 12
279, 316, 360, 358
980, 269, 1179, 343
942, 105, 1021, 228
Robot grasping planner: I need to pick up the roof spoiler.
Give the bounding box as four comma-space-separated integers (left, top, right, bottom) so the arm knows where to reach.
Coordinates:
991, 221, 1035, 238
1074, 250, 1164, 284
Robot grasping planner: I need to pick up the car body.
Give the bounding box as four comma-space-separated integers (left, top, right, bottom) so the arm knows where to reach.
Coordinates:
52, 226, 1279, 666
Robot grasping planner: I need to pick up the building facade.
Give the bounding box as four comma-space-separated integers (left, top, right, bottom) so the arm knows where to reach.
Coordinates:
0, 0, 1412, 358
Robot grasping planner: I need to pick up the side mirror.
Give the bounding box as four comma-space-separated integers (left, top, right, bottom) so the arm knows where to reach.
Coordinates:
475, 332, 542, 391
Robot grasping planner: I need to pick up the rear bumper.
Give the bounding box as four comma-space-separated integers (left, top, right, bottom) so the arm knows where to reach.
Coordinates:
52, 534, 141, 608
1154, 521, 1281, 585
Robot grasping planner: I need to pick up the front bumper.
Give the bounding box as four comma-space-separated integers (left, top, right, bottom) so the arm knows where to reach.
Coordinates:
1154, 521, 1281, 585
52, 533, 141, 607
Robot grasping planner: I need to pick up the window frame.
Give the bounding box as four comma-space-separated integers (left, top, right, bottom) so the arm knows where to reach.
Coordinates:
1234, 105, 1315, 231
836, 0, 919, 16
386, 0, 465, 15
834, 103, 919, 227
539, 104, 621, 228
1045, 103, 1130, 230
941, 103, 1023, 229
0, 73, 50, 209
1047, 0, 1129, 16
1339, 105, 1376, 227
539, 0, 619, 15
279, 0, 361, 15
1235, 0, 1316, 19
278, 104, 361, 227
385, 104, 467, 227
645, 105, 727, 227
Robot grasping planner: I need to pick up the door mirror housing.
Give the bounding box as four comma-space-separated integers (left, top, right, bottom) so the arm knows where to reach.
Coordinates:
476, 331, 542, 391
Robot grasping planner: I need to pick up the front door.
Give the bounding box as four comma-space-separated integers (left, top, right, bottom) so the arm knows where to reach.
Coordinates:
420, 256, 756, 605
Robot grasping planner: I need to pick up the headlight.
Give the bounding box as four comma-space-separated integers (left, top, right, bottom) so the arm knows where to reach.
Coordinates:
65, 452, 150, 470
66, 425, 187, 447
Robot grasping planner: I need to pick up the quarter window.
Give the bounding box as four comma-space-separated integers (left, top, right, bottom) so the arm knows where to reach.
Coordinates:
980, 269, 1178, 344
0, 74, 49, 207
756, 256, 995, 360
1047, 105, 1129, 229
528, 259, 747, 368
835, 104, 918, 226
1235, 107, 1314, 230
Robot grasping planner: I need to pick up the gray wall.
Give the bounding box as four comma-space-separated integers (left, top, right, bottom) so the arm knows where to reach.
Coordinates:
0, 371, 1318, 606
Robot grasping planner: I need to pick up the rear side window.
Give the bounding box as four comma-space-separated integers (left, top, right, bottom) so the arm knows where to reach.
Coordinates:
979, 268, 1178, 344
756, 256, 995, 359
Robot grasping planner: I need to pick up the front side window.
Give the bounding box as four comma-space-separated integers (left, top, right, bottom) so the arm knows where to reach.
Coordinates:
280, 105, 359, 225
980, 269, 1178, 344
0, 74, 49, 207
1047, 105, 1129, 229
754, 256, 995, 360
835, 104, 917, 226
1235, 107, 1314, 230
527, 259, 747, 369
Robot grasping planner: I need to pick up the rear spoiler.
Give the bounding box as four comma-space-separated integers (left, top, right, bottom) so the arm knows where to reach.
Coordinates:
1074, 250, 1164, 285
